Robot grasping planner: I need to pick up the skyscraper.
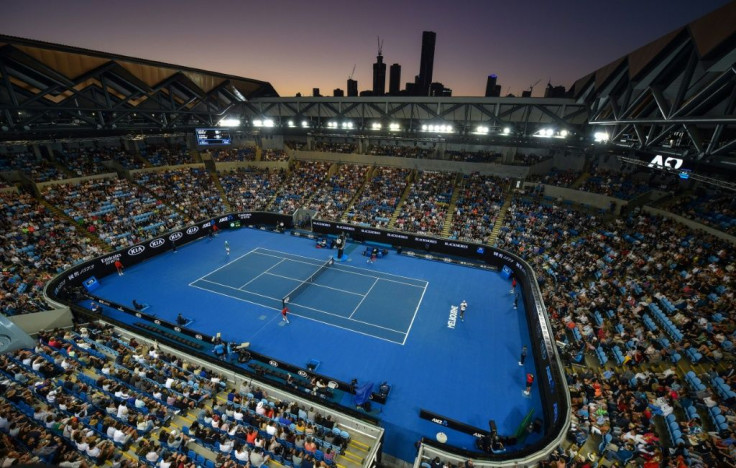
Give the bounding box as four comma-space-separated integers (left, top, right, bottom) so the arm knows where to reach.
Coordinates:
417, 31, 436, 96
485, 75, 501, 97
373, 54, 386, 96
347, 79, 358, 97
389, 64, 401, 95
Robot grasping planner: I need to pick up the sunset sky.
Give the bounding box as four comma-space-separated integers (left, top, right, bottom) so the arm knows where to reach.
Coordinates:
0, 0, 730, 97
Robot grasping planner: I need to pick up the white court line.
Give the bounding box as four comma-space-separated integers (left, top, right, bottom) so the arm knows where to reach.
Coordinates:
287, 299, 406, 334
254, 247, 427, 288
401, 281, 428, 346
190, 248, 258, 284
197, 279, 283, 302
287, 310, 405, 346
238, 258, 287, 289
189, 283, 281, 311
349, 278, 379, 319
192, 278, 405, 343
263, 272, 365, 297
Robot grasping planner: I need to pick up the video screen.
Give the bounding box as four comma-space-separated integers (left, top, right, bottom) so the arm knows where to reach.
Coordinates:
195, 128, 232, 146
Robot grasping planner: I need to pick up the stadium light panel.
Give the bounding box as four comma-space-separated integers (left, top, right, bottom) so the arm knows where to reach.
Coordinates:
372, 123, 382, 130
287, 120, 295, 128
219, 118, 241, 127
263, 119, 275, 128
301, 121, 309, 128
252, 119, 263, 127
594, 131, 610, 142
560, 129, 569, 138
389, 123, 400, 131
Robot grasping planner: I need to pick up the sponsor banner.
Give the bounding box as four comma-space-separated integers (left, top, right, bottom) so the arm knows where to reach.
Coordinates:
420, 409, 490, 438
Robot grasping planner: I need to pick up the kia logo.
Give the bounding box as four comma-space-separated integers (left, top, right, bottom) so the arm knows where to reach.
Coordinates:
268, 360, 279, 367
128, 245, 145, 256
169, 232, 183, 241
186, 226, 199, 235
149, 238, 165, 248
298, 370, 308, 378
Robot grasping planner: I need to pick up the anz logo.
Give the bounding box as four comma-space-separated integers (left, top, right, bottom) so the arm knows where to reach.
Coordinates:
431, 418, 448, 427
169, 232, 183, 242
149, 238, 165, 248
128, 245, 145, 256
186, 226, 199, 235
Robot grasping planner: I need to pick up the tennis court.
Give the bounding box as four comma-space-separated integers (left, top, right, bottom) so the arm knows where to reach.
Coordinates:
189, 247, 427, 344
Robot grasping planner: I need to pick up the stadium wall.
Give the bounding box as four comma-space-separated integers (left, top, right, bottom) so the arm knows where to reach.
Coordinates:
43, 211, 570, 464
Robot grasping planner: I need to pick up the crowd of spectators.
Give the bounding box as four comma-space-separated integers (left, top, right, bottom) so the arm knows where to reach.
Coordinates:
261, 149, 289, 161
667, 191, 736, 235
54, 148, 111, 177
527, 169, 581, 188
449, 174, 507, 243
284, 141, 306, 151
219, 168, 286, 212
308, 164, 369, 221
445, 150, 501, 163
211, 147, 256, 162
0, 320, 352, 468
0, 150, 63, 182
579, 168, 651, 200
394, 171, 455, 235
367, 144, 434, 159
312, 141, 356, 153
268, 161, 330, 214
142, 145, 192, 167
346, 167, 411, 228
134, 168, 226, 222
497, 194, 735, 464
42, 177, 185, 249
1, 191, 103, 316
509, 152, 550, 166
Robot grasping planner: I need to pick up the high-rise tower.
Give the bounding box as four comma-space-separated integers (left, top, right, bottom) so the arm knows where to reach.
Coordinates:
417, 31, 436, 96
372, 37, 386, 96
389, 64, 401, 95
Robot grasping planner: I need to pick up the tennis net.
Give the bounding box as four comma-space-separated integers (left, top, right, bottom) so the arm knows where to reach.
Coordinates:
282, 257, 334, 307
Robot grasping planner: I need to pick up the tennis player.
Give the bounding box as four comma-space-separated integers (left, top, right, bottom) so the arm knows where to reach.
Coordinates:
459, 300, 467, 322
225, 240, 230, 256
281, 305, 290, 324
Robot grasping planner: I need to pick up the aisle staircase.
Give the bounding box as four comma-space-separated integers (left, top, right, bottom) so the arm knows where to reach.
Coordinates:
340, 166, 375, 222
440, 173, 465, 237
487, 195, 513, 246
570, 158, 593, 189
37, 197, 111, 252
209, 172, 232, 212
387, 170, 416, 229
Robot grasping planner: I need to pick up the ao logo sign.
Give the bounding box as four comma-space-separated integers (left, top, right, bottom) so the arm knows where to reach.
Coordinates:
169, 232, 183, 242
149, 238, 165, 248
186, 226, 199, 235
648, 155, 683, 170
128, 245, 145, 256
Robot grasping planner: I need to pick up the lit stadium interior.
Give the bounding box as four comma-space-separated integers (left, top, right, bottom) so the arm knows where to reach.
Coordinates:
1, 3, 735, 468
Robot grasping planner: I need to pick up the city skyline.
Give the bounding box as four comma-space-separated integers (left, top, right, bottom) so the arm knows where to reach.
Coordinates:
0, 0, 731, 97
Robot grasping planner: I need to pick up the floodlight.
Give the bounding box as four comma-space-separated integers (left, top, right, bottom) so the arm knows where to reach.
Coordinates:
560, 129, 569, 138
421, 124, 427, 131
287, 120, 295, 128
594, 131, 610, 142
502, 127, 511, 135
219, 118, 241, 127
263, 119, 275, 127
301, 121, 309, 128
252, 119, 263, 127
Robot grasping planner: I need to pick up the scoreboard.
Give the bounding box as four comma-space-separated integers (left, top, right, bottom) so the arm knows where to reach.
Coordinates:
195, 128, 232, 146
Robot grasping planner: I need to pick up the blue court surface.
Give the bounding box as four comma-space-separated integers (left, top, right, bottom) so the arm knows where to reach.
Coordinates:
190, 248, 426, 344
89, 228, 543, 461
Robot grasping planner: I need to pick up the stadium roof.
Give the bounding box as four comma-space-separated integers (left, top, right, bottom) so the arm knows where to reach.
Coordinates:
573, 2, 736, 162
0, 34, 278, 137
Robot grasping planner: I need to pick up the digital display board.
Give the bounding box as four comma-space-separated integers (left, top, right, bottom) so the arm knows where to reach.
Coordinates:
195, 128, 232, 146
